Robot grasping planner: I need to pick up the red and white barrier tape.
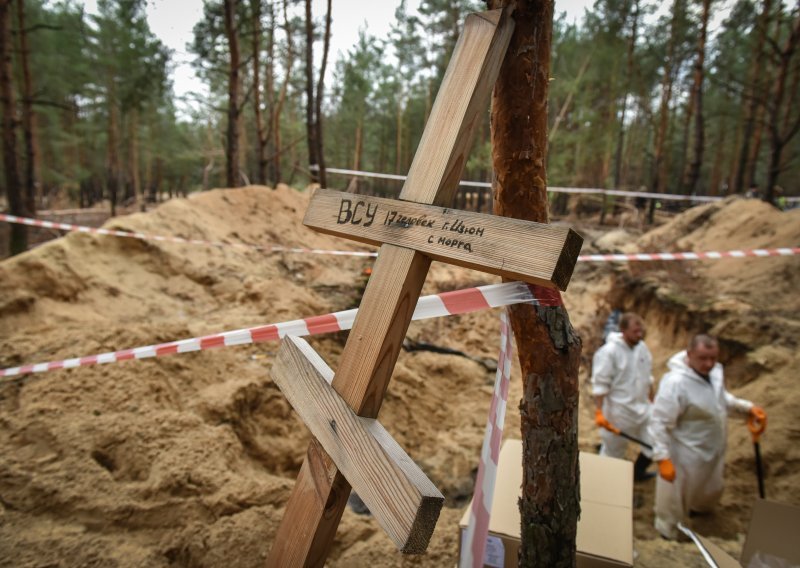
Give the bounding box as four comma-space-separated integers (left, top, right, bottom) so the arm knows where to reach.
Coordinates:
577, 248, 800, 262
460, 310, 514, 568
321, 166, 800, 203
0, 281, 559, 380
0, 213, 378, 258
5, 213, 798, 264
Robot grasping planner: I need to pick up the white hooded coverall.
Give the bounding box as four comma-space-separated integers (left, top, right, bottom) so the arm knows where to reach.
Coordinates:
591, 331, 654, 459
649, 351, 753, 539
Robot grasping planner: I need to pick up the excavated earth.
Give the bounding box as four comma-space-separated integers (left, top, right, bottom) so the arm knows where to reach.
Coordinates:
0, 185, 798, 567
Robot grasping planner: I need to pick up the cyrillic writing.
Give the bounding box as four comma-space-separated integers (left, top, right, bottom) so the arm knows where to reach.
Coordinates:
337, 199, 377, 228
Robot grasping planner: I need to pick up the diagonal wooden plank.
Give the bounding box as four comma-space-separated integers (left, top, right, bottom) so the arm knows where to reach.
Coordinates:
304, 188, 583, 290
267, 9, 515, 566
400, 8, 515, 207
271, 336, 443, 553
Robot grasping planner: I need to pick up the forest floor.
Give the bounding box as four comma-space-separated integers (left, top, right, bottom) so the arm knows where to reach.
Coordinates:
0, 185, 798, 567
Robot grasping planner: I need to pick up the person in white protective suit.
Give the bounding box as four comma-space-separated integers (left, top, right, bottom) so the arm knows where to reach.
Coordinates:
591, 312, 656, 481
649, 334, 767, 540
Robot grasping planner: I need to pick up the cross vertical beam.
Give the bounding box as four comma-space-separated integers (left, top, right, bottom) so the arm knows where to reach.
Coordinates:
267, 9, 515, 566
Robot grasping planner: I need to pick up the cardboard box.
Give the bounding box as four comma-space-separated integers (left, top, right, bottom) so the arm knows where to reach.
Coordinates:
681, 499, 800, 567
458, 439, 633, 568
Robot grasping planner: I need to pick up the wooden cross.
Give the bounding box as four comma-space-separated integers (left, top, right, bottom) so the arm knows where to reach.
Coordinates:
267, 8, 583, 566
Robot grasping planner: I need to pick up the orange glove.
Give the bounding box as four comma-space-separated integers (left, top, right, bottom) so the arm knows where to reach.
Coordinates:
658, 459, 676, 482
595, 409, 619, 434
750, 406, 767, 423
748, 406, 767, 442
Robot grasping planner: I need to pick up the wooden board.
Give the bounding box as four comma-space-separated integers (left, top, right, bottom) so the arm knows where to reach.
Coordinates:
267, 9, 516, 566
304, 188, 583, 290
401, 9, 515, 207
271, 336, 444, 553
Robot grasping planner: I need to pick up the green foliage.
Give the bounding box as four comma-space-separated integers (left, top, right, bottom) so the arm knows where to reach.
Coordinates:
5, 0, 798, 210
4, 0, 204, 208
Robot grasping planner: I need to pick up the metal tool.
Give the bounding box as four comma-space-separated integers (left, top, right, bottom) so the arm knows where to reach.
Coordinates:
616, 430, 653, 451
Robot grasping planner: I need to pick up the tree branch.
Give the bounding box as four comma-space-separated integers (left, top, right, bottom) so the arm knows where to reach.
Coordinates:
14, 23, 62, 33
30, 98, 74, 111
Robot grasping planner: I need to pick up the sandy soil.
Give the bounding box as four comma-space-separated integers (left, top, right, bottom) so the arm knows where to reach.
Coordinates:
0, 186, 797, 566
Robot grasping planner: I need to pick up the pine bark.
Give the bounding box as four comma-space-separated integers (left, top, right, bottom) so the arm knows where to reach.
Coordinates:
106, 78, 120, 216
251, 0, 266, 185
765, 10, 800, 203
682, 0, 710, 195
129, 108, 142, 209
265, 1, 276, 183
274, 0, 294, 184
733, 0, 772, 194
1, 0, 26, 254
649, 0, 681, 222
224, 0, 240, 188
488, 1, 582, 566
313, 0, 330, 188
613, 0, 639, 190
396, 97, 403, 173
15, 0, 36, 214
304, 0, 318, 182
708, 120, 727, 195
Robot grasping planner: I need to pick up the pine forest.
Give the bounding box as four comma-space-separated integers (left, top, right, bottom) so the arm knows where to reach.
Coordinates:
1, 0, 799, 251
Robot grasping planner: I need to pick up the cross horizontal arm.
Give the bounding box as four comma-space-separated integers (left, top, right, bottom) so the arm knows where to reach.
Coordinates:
304, 188, 583, 290
271, 335, 444, 553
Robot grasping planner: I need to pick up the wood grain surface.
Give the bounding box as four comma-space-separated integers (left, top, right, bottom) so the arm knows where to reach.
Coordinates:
305, 188, 583, 290
271, 336, 443, 553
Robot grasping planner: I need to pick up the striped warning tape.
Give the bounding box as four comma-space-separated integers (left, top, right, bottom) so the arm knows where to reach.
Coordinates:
0, 281, 559, 380
460, 310, 514, 568
3, 213, 798, 263
578, 248, 800, 262
321, 166, 800, 203
0, 213, 378, 258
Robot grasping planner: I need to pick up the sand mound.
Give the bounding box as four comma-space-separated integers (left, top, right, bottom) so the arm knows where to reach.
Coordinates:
638, 196, 800, 312
0, 185, 511, 566
0, 188, 797, 567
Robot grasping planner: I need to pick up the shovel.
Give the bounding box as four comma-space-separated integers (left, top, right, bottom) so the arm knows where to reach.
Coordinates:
603, 421, 654, 450
617, 430, 653, 451
748, 413, 767, 499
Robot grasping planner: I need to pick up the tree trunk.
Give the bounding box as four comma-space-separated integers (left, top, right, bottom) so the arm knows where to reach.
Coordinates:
264, 1, 276, 183
764, 10, 800, 203
488, 1, 582, 566
549, 55, 590, 143
15, 0, 36, 215
313, 0, 331, 188
347, 119, 362, 193
378, 121, 386, 177
396, 96, 403, 174
745, 7, 784, 191
304, 0, 318, 183
1, 0, 26, 254
129, 108, 142, 210
613, 0, 639, 191
144, 111, 154, 203
733, 0, 772, 194
708, 120, 727, 195
239, 102, 249, 184
682, 0, 710, 195
251, 0, 266, 185
106, 78, 120, 216
274, 0, 294, 185
649, 0, 681, 222
224, 0, 240, 188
